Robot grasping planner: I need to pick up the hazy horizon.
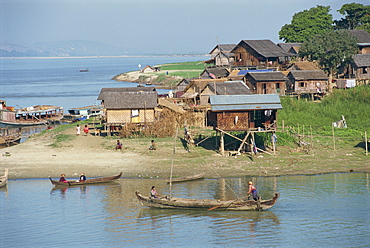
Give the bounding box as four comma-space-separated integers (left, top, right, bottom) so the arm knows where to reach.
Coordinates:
1, 0, 368, 54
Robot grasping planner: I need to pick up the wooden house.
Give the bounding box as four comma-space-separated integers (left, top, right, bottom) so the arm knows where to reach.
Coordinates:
208, 44, 236, 67
231, 40, 294, 70
208, 94, 282, 131
347, 30, 370, 54
286, 61, 321, 71
245, 71, 287, 95
286, 70, 328, 95
140, 65, 160, 73
199, 81, 253, 105
351, 54, 370, 83
98, 87, 158, 128
200, 67, 229, 79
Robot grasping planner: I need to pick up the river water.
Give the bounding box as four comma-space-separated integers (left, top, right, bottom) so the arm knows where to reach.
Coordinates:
1, 173, 369, 247
0, 55, 209, 137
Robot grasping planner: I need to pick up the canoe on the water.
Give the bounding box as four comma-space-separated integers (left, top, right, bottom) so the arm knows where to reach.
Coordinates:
49, 172, 122, 186
135, 191, 279, 211
166, 172, 205, 184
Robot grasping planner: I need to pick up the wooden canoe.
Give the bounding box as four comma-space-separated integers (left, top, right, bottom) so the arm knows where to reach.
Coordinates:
49, 172, 122, 186
166, 172, 205, 184
135, 191, 279, 211
0, 168, 9, 188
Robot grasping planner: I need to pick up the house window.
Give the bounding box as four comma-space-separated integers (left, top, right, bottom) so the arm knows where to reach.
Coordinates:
276, 83, 280, 93
131, 109, 139, 117
363, 67, 368, 74
253, 110, 264, 120
300, 82, 306, 87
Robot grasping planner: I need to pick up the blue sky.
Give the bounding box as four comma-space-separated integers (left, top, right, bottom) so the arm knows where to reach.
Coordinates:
0, 0, 369, 54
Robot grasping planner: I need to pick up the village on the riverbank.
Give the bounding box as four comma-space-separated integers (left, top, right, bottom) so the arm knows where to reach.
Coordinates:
1, 27, 370, 180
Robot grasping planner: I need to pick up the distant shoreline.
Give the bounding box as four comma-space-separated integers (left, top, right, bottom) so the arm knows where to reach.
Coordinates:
0, 54, 209, 60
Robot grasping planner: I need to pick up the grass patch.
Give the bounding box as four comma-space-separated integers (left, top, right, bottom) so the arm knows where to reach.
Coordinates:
50, 134, 76, 147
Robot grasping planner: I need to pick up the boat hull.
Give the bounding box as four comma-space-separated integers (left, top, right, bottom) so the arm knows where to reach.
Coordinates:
135, 191, 279, 211
166, 172, 205, 184
0, 168, 9, 188
49, 172, 122, 186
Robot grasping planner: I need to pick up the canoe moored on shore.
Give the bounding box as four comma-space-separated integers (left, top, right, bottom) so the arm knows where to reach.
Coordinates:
49, 172, 122, 187
135, 191, 279, 211
0, 168, 9, 188
166, 172, 205, 184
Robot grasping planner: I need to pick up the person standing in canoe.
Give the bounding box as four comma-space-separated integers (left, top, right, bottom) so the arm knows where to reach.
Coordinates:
247, 181, 259, 201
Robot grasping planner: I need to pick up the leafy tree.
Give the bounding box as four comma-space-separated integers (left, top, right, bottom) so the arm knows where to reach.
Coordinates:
334, 3, 370, 31
299, 30, 358, 89
279, 6, 334, 43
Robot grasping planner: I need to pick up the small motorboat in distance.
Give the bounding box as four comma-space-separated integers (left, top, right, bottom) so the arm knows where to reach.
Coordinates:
79, 68, 89, 72
49, 172, 122, 186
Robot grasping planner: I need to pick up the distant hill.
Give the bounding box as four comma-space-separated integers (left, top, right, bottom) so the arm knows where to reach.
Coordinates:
0, 40, 128, 57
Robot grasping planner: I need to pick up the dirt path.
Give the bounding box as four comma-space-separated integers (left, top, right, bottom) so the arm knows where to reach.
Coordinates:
1, 124, 370, 180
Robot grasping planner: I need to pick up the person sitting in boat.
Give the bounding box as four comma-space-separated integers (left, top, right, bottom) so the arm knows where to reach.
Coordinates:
150, 186, 160, 199
59, 174, 68, 183
116, 140, 122, 150
79, 173, 86, 181
247, 181, 259, 201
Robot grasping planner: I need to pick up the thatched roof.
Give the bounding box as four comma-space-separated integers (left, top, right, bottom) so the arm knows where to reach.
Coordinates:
247, 71, 286, 81
288, 70, 328, 80
98, 87, 156, 100
235, 40, 294, 58
205, 81, 252, 95
103, 91, 158, 109
158, 98, 185, 114
287, 61, 321, 71
353, 54, 370, 67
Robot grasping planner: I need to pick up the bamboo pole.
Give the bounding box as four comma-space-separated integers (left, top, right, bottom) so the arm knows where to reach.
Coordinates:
169, 128, 179, 198
282, 120, 285, 133
365, 131, 368, 156
332, 124, 336, 151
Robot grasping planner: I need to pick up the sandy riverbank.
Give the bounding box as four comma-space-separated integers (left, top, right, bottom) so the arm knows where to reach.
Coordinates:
1, 123, 370, 180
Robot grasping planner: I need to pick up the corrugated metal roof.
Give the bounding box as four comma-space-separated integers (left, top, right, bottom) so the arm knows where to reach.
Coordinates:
237, 69, 274, 75
206, 81, 252, 95
210, 94, 282, 111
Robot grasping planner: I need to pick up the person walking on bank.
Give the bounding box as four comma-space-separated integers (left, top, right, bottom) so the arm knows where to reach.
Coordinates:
76, 125, 81, 136
149, 140, 157, 150
84, 125, 89, 136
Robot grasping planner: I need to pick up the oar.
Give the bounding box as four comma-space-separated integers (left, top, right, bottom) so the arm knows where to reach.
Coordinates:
208, 205, 222, 211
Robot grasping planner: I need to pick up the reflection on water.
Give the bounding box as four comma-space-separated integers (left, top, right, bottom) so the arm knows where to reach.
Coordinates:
1, 173, 369, 247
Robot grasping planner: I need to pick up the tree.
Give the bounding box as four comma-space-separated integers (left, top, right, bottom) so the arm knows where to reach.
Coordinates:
334, 3, 370, 31
279, 6, 334, 43
299, 30, 358, 90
